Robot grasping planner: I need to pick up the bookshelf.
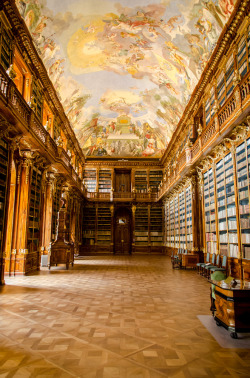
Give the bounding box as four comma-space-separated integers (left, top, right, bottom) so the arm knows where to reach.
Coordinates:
98, 170, 112, 193
82, 206, 96, 246
179, 190, 186, 249
135, 170, 148, 193
165, 202, 170, 247
0, 14, 12, 71
186, 186, 193, 250
135, 206, 148, 246
215, 152, 238, 257
170, 199, 175, 247
0, 138, 8, 252
150, 206, 163, 246
31, 79, 43, 120
27, 166, 42, 253
84, 169, 97, 192
174, 196, 179, 248
51, 184, 62, 241
97, 206, 111, 245
236, 140, 250, 259
204, 168, 217, 254
149, 170, 163, 192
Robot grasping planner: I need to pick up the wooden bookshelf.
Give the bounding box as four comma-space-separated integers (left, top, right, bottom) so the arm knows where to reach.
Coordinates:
216, 152, 238, 257
98, 170, 112, 193
51, 184, 62, 242
135, 170, 148, 193
165, 202, 170, 247
236, 139, 250, 259
186, 186, 193, 250
0, 138, 9, 253
135, 206, 148, 246
0, 13, 12, 71
170, 199, 175, 247
149, 170, 163, 192
82, 206, 96, 246
27, 166, 42, 254
31, 79, 43, 120
179, 190, 186, 249
174, 196, 179, 248
97, 206, 111, 245
150, 206, 163, 246
204, 168, 217, 254
84, 169, 97, 192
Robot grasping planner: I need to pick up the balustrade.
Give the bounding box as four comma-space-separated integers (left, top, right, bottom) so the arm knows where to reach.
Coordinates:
218, 96, 236, 126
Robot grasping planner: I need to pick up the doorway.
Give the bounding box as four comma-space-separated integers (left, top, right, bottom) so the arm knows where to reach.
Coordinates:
114, 207, 131, 254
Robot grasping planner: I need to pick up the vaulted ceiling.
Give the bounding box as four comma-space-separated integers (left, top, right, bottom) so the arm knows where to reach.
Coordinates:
16, 0, 236, 158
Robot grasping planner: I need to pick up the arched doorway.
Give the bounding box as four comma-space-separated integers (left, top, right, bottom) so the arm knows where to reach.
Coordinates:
114, 207, 131, 254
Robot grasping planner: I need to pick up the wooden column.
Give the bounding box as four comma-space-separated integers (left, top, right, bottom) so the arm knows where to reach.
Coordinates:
15, 150, 34, 274
40, 172, 55, 256
131, 168, 135, 192
3, 144, 16, 277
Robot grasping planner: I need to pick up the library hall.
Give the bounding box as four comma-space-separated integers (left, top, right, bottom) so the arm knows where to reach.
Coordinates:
1, 0, 250, 376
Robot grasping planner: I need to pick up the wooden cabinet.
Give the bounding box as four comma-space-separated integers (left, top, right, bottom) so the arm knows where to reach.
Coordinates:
213, 280, 250, 338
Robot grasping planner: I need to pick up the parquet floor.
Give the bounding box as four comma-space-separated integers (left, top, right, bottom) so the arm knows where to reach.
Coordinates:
0, 255, 250, 377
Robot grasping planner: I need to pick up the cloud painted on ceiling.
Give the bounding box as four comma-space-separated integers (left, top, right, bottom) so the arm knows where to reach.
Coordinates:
16, 0, 236, 158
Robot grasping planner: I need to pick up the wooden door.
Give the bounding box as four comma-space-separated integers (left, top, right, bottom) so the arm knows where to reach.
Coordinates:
114, 208, 131, 254
115, 170, 131, 192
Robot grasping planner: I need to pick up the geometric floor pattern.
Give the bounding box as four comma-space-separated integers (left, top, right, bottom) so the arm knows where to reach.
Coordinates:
1, 255, 250, 377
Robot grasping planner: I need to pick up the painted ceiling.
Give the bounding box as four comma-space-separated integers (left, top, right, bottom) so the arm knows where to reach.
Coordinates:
16, 0, 236, 158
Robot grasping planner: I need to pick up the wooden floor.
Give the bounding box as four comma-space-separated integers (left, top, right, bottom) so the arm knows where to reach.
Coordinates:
0, 255, 250, 377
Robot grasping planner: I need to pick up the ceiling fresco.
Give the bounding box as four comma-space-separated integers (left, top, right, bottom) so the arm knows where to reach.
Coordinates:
16, 0, 236, 158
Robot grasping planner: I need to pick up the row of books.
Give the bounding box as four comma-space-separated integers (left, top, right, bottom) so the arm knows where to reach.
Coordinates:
206, 233, 217, 241
240, 218, 250, 229
239, 204, 250, 214
241, 233, 250, 243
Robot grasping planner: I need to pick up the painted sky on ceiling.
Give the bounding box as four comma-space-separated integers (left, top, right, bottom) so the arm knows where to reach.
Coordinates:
16, 0, 236, 158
